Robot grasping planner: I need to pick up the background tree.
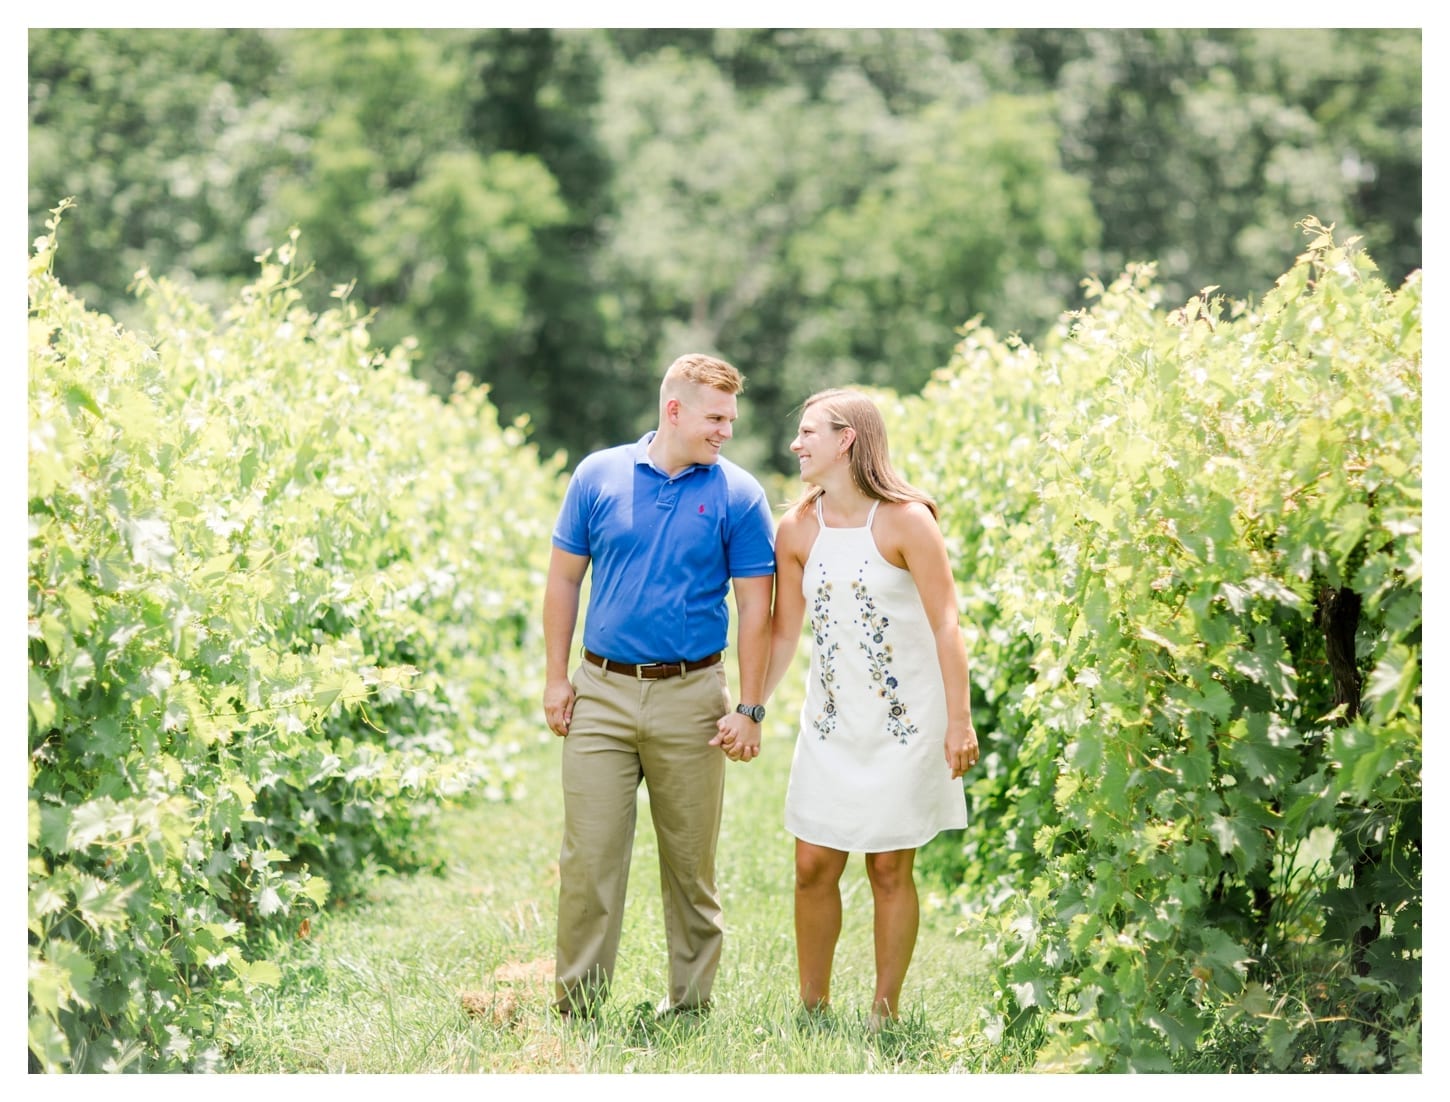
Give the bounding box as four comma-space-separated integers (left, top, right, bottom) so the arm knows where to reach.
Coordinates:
459, 29, 630, 458
28, 29, 288, 320
589, 33, 1100, 468
590, 44, 909, 467
28, 27, 1422, 470
267, 30, 576, 446
1009, 27, 1423, 305
786, 94, 1098, 391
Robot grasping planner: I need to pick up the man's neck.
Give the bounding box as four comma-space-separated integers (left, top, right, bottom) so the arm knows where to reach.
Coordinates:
646, 431, 692, 478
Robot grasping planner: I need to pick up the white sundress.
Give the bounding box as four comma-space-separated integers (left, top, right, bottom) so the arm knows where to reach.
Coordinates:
784, 498, 968, 852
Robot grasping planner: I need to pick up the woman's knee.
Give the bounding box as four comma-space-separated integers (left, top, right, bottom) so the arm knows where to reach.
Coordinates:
864, 850, 916, 895
795, 844, 846, 891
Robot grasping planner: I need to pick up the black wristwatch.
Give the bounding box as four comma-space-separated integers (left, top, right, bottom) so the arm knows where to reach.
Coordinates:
736, 703, 766, 723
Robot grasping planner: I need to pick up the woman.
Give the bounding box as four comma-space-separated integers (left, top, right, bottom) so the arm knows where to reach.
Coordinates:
725, 388, 979, 1028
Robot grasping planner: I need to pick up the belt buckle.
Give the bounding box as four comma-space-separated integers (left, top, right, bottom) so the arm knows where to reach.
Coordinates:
636, 661, 682, 680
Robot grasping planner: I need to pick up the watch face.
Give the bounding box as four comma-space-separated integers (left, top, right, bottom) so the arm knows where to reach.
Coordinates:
738, 704, 765, 722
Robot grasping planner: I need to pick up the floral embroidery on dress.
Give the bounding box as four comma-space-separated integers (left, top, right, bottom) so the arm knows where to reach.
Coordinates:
852, 577, 918, 744
809, 577, 839, 739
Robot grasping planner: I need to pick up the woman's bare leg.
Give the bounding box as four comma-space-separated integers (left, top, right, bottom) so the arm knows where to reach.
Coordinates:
864, 848, 919, 1024
794, 839, 850, 1010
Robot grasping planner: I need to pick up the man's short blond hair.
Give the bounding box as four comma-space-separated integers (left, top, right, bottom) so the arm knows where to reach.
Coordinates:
661, 353, 744, 401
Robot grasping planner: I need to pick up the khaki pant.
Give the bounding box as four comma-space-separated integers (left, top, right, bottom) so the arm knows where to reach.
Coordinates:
553, 658, 731, 1014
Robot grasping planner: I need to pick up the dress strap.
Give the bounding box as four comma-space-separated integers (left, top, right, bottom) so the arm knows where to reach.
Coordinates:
814, 496, 826, 526
865, 500, 880, 529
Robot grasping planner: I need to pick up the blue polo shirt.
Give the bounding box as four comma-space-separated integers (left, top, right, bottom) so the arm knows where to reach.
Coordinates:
553, 432, 776, 665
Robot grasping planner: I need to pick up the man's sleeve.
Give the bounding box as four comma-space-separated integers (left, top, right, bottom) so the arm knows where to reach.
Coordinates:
727, 483, 777, 578
552, 467, 592, 557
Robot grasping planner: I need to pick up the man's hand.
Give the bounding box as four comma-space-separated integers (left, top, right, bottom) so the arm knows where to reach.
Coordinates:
710, 711, 761, 762
544, 678, 576, 737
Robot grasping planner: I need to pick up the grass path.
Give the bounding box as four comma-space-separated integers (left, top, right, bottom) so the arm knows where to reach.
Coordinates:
226, 716, 1004, 1075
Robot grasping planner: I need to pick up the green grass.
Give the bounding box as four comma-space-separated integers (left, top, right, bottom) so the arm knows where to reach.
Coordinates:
223, 717, 1015, 1074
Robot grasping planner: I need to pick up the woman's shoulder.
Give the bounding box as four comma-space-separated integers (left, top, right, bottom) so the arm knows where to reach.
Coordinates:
876, 498, 937, 528
874, 499, 942, 557
776, 504, 819, 557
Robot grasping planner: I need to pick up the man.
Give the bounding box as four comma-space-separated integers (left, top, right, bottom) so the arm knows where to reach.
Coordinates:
542, 353, 776, 1019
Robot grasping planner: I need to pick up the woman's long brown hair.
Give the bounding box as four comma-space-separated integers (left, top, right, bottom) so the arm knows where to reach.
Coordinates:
787, 388, 938, 520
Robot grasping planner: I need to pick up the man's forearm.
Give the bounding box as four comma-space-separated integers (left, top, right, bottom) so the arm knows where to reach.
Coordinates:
735, 602, 771, 703
543, 577, 581, 682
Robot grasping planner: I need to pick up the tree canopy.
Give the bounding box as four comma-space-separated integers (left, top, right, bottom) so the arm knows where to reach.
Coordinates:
28, 27, 1421, 471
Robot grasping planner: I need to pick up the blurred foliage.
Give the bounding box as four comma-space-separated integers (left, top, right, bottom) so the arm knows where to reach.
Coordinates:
28, 29, 295, 305
28, 27, 1420, 472
1010, 28, 1423, 303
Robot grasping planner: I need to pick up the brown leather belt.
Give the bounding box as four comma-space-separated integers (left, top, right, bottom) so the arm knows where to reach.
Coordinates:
582, 649, 722, 680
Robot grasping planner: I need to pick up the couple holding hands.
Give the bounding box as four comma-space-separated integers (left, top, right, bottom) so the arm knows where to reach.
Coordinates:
541, 353, 978, 1030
